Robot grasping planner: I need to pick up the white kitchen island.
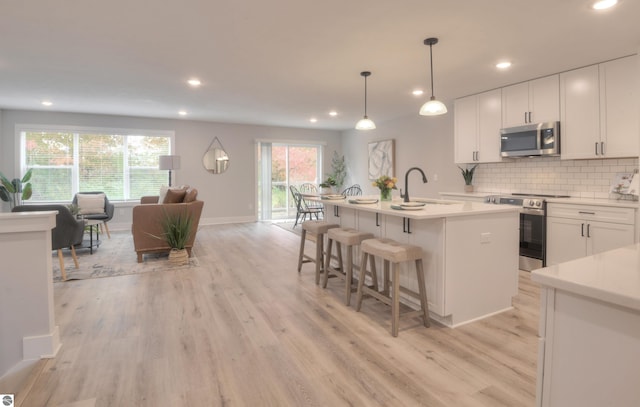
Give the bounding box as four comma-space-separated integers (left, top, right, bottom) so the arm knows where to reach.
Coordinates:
531, 244, 640, 407
312, 196, 520, 327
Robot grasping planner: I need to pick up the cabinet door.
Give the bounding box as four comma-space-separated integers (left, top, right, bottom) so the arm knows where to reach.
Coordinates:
356, 210, 383, 238
477, 89, 503, 163
546, 217, 586, 265
599, 56, 639, 158
560, 65, 601, 160
529, 75, 560, 123
502, 82, 530, 127
454, 94, 479, 164
323, 203, 339, 225
586, 221, 635, 256
336, 206, 357, 229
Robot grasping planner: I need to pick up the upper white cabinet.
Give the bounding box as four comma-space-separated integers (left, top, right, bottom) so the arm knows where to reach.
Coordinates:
454, 88, 502, 164
599, 55, 639, 158
501, 75, 559, 127
560, 55, 639, 159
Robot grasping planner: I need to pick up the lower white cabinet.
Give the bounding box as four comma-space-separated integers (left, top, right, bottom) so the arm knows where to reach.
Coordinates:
546, 203, 636, 265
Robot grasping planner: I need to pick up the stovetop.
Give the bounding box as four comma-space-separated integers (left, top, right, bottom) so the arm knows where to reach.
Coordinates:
485, 193, 570, 209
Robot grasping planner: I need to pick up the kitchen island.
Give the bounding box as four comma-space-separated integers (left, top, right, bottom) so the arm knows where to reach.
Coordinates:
531, 244, 640, 407
311, 196, 520, 327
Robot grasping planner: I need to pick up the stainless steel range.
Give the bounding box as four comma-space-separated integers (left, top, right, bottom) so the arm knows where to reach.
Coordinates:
485, 193, 569, 271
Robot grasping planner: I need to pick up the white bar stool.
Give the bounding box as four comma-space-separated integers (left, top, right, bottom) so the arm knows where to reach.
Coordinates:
298, 220, 340, 284
323, 227, 375, 305
355, 238, 430, 337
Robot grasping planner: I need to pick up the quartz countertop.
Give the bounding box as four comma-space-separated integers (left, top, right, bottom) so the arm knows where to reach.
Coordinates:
545, 197, 639, 209
439, 191, 499, 198
308, 196, 519, 220
531, 244, 640, 312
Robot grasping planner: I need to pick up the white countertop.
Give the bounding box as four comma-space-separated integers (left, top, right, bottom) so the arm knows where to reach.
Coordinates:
531, 244, 640, 312
439, 191, 499, 198
309, 196, 519, 220
545, 197, 639, 209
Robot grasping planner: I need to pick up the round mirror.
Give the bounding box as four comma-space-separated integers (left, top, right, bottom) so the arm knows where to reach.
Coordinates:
203, 147, 230, 174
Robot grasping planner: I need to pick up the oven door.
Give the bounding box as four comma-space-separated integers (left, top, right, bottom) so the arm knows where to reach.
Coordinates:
519, 207, 545, 271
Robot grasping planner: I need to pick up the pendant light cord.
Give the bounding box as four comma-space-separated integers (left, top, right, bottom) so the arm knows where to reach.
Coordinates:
364, 75, 368, 117
429, 43, 435, 99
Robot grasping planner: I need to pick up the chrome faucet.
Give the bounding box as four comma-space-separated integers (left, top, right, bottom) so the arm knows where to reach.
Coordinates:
400, 167, 428, 203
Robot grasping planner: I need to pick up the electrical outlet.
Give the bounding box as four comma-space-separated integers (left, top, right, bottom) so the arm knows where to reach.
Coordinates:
433, 173, 438, 182
480, 232, 491, 244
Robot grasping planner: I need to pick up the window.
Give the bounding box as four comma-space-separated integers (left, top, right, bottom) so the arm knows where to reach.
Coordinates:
20, 126, 173, 202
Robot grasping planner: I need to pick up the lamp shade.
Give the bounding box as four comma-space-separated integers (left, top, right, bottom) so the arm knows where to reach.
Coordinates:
355, 117, 376, 130
159, 155, 181, 170
419, 97, 448, 116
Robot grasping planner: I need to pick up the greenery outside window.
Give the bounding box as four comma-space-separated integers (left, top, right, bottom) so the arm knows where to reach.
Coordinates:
20, 126, 173, 202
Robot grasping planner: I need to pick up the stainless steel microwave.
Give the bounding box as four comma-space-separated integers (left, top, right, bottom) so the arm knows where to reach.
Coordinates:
500, 121, 560, 157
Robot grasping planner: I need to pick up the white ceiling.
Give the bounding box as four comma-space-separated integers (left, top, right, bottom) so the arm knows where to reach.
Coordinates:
1, 0, 639, 131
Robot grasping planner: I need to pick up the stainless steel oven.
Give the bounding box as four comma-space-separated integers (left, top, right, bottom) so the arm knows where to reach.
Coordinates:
485, 193, 568, 271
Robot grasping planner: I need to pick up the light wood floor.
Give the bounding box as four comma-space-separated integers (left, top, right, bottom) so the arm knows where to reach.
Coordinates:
21, 222, 540, 407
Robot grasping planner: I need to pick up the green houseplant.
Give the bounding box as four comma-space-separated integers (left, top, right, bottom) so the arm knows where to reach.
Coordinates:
0, 169, 33, 209
458, 164, 478, 192
319, 176, 337, 193
150, 211, 194, 265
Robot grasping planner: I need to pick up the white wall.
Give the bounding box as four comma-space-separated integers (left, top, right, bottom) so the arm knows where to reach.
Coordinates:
0, 110, 342, 225
341, 109, 462, 199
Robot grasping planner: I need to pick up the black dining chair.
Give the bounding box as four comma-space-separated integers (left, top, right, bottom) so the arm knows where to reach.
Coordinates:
341, 184, 363, 197
290, 185, 323, 228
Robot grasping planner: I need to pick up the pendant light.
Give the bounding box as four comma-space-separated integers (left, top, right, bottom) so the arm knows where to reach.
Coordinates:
419, 37, 447, 116
355, 71, 376, 130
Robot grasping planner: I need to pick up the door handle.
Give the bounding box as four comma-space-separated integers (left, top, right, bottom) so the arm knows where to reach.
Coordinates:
600, 141, 605, 156
334, 206, 339, 217
595, 142, 599, 155
587, 223, 591, 238
581, 223, 585, 237
376, 213, 380, 227
524, 112, 528, 123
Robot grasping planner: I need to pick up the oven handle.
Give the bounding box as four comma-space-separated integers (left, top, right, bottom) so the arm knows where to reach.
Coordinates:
520, 207, 545, 216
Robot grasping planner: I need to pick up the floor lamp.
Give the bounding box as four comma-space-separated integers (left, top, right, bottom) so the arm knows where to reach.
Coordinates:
159, 155, 181, 187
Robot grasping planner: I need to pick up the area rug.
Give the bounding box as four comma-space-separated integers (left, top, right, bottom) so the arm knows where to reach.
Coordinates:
52, 231, 199, 282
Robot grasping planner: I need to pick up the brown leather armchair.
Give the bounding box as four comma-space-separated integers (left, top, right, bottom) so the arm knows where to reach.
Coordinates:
131, 189, 204, 263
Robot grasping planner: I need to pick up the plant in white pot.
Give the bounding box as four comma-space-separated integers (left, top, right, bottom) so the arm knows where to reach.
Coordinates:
458, 164, 478, 192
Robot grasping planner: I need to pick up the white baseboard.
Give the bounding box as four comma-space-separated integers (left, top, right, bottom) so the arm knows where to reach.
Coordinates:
23, 326, 61, 359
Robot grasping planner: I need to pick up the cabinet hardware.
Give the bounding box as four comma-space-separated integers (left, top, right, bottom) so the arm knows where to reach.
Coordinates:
587, 223, 591, 238
524, 112, 528, 123
403, 217, 412, 234
581, 223, 585, 237
600, 141, 605, 156
375, 213, 380, 227
334, 206, 340, 217
578, 211, 596, 215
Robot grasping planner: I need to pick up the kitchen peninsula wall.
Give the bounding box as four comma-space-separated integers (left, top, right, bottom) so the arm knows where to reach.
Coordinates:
472, 156, 639, 199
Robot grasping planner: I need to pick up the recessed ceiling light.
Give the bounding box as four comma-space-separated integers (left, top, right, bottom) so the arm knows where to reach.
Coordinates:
187, 78, 201, 87
178, 110, 187, 116
496, 61, 512, 69
41, 100, 52, 106
412, 89, 424, 96
329, 111, 338, 117
309, 117, 318, 123
593, 0, 618, 9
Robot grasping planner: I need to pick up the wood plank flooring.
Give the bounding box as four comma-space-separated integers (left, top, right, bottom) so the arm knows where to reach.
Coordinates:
20, 222, 540, 407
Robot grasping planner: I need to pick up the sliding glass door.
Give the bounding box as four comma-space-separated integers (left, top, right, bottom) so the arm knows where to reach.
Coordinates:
258, 142, 323, 221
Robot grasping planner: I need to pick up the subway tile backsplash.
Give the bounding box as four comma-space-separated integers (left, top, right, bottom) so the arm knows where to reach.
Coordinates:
472, 157, 639, 199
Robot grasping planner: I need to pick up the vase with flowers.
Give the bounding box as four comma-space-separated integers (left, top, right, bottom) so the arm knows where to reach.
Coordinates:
373, 175, 398, 201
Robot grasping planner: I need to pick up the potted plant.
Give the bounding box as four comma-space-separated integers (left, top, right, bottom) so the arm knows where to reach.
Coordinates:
319, 176, 337, 194
153, 211, 194, 265
458, 164, 478, 192
0, 169, 33, 209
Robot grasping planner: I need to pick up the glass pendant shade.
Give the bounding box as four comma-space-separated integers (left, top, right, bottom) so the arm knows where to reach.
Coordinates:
356, 71, 375, 130
419, 97, 448, 116
355, 116, 376, 130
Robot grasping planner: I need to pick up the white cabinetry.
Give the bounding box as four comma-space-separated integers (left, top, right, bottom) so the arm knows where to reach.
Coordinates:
560, 55, 639, 159
502, 75, 559, 127
546, 203, 636, 265
454, 88, 502, 164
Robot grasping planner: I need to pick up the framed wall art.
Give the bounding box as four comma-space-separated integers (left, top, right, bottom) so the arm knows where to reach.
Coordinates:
368, 139, 395, 180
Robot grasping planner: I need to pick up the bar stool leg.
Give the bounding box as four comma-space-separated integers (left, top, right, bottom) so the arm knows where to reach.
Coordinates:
297, 228, 307, 272
415, 259, 430, 327
382, 259, 390, 295
315, 233, 324, 285
391, 263, 401, 337
369, 254, 379, 291
355, 251, 368, 312
345, 244, 353, 305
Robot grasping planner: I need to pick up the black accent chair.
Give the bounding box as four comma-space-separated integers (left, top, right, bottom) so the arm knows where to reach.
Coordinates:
72, 192, 115, 238
341, 184, 362, 197
12, 204, 85, 281
290, 185, 323, 228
